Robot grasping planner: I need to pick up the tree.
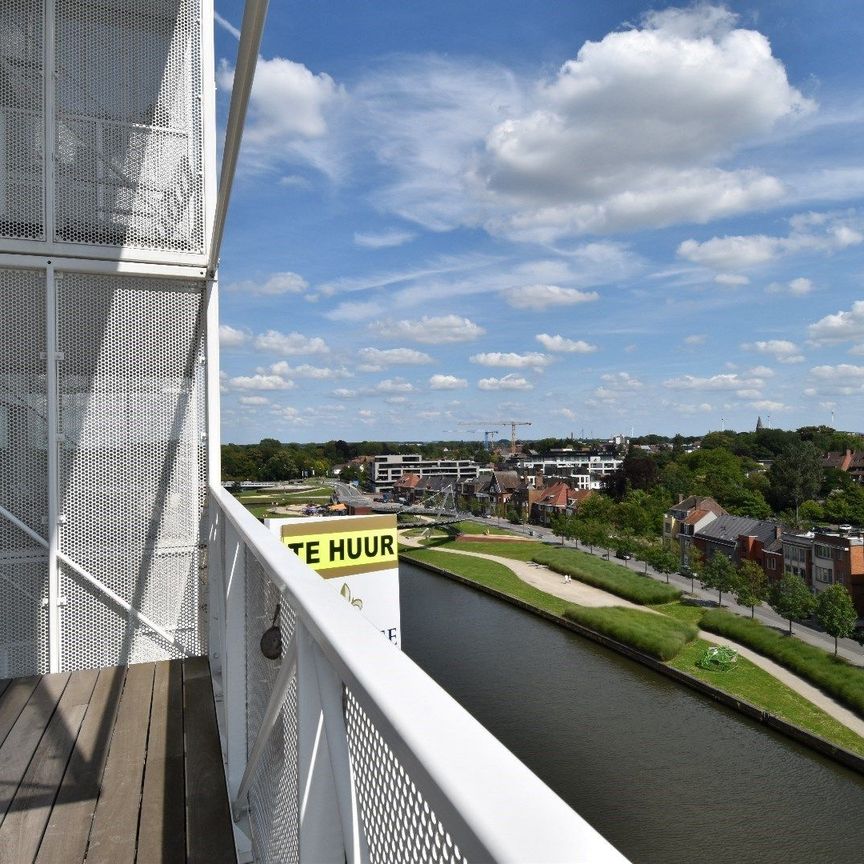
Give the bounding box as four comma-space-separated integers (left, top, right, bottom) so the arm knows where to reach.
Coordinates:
649, 546, 680, 585
700, 553, 738, 606
768, 442, 823, 521
815, 583, 858, 656
574, 519, 608, 554
770, 573, 815, 635
549, 513, 569, 545
734, 560, 769, 618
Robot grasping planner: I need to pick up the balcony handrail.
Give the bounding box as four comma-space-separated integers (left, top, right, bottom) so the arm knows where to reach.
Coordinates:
211, 483, 628, 864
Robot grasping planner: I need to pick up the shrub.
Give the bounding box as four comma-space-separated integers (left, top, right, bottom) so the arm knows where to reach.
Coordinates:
701, 609, 864, 717
532, 547, 681, 605
563, 606, 697, 661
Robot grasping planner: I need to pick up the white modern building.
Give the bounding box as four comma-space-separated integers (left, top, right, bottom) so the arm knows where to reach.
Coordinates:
513, 450, 623, 490
0, 4, 627, 862
373, 453, 481, 493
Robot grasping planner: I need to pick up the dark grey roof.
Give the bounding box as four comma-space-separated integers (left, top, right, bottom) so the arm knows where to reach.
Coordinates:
697, 514, 783, 546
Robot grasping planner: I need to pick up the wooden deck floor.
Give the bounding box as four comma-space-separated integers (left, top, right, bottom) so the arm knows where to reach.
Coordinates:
0, 658, 235, 864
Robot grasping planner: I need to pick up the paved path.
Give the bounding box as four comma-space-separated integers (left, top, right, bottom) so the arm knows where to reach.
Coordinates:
401, 533, 864, 738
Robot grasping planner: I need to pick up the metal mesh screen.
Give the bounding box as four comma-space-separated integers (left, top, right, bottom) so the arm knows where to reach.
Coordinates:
0, 267, 48, 677
0, 1, 44, 240
245, 551, 301, 864
56, 271, 205, 670
54, 0, 205, 252
345, 690, 470, 864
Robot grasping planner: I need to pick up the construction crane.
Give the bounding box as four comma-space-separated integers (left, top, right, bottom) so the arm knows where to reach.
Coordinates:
459, 420, 531, 455
483, 430, 498, 451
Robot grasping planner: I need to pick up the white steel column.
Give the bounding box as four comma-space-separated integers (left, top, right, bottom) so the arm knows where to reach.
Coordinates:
44, 0, 56, 244
205, 277, 221, 491
45, 264, 60, 672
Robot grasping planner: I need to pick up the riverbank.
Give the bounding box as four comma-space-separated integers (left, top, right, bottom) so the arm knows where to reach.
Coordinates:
400, 545, 864, 774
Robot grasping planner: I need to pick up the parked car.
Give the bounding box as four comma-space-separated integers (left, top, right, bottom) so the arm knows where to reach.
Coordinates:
614, 549, 632, 560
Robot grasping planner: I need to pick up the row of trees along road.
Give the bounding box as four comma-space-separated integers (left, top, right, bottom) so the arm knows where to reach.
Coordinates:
695, 549, 858, 655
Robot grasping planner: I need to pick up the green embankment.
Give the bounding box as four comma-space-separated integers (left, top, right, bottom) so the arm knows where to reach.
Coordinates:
562, 606, 697, 661
701, 609, 864, 718
402, 545, 864, 756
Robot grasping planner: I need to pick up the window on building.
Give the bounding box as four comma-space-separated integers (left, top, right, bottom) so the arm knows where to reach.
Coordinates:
814, 565, 833, 583
814, 544, 833, 559
767, 557, 777, 570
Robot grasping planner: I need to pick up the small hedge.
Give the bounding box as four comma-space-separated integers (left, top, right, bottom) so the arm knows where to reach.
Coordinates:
563, 606, 698, 661
701, 609, 864, 718
532, 547, 681, 605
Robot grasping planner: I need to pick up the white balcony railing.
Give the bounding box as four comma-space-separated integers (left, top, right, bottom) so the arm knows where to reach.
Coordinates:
207, 484, 629, 864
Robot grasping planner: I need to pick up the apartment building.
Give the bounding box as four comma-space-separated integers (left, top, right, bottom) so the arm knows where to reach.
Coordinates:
373, 453, 480, 493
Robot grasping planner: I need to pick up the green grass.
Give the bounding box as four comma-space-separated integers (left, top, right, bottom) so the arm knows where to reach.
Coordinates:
701, 609, 864, 718
670, 638, 864, 756
445, 539, 542, 560
562, 606, 697, 660
532, 546, 681, 605
650, 600, 709, 627
400, 547, 570, 616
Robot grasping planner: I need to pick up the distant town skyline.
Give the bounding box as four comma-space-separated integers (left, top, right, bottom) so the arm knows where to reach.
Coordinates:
214, 1, 864, 443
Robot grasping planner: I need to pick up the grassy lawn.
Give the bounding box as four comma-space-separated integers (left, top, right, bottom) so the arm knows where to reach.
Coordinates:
670, 638, 864, 756
445, 539, 543, 560
400, 546, 570, 616
454, 520, 518, 536
701, 609, 864, 718
650, 600, 709, 627
563, 606, 697, 661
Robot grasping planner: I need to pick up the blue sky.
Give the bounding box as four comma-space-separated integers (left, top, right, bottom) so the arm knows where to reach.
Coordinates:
214, 1, 864, 444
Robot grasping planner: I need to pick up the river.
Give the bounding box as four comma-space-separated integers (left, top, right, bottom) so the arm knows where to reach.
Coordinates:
400, 561, 864, 864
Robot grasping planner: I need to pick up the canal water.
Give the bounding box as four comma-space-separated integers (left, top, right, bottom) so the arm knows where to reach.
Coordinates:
400, 561, 864, 864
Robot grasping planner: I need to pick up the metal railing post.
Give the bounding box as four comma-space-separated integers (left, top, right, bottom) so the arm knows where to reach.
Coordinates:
45, 264, 60, 672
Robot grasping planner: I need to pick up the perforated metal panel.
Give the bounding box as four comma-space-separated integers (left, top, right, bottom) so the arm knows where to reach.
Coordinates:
0, 267, 48, 677
345, 690, 469, 864
245, 553, 301, 864
54, 0, 205, 252
56, 271, 206, 669
0, 2, 45, 241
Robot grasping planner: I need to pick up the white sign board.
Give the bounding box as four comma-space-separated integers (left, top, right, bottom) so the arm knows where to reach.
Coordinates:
265, 514, 401, 647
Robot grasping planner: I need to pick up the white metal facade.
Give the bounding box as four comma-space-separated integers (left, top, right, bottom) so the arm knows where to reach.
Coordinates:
0, 0, 214, 676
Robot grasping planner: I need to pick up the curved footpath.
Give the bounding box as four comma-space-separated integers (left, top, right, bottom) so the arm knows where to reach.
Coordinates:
400, 535, 864, 738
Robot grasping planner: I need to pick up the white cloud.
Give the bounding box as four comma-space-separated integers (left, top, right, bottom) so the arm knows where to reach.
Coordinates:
375, 378, 415, 393
429, 374, 468, 390
239, 395, 269, 406
225, 272, 309, 296
742, 339, 804, 364
219, 324, 248, 347
357, 347, 432, 371
270, 361, 349, 379
254, 330, 330, 355
751, 400, 787, 411
218, 56, 341, 146
372, 314, 485, 344
767, 276, 815, 295
809, 301, 864, 346
331, 388, 360, 399
665, 400, 714, 415
664, 373, 766, 391
470, 352, 551, 369
214, 12, 241, 40
503, 284, 599, 310
714, 273, 750, 286
353, 230, 415, 249
477, 374, 533, 391
678, 212, 863, 271
535, 333, 597, 353
228, 374, 294, 391
747, 366, 775, 377
684, 334, 707, 345
810, 364, 864, 380
600, 372, 643, 390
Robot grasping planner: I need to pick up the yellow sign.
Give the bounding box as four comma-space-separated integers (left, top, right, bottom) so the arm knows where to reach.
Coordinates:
280, 515, 397, 578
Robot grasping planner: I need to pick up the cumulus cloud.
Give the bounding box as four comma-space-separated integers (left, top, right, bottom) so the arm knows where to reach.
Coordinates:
372, 314, 485, 344
477, 374, 533, 391
714, 274, 750, 286
664, 400, 714, 415
356, 347, 432, 371
219, 324, 248, 347
535, 333, 597, 353
429, 374, 468, 390
254, 330, 330, 355
225, 272, 308, 295
239, 395, 269, 406
742, 339, 804, 363
678, 212, 862, 271
228, 374, 294, 391
809, 301, 864, 346
767, 277, 814, 295
684, 334, 707, 345
503, 284, 599, 310
810, 364, 864, 380
375, 378, 414, 393
664, 372, 766, 393
270, 361, 349, 379
470, 352, 551, 370
353, 230, 415, 249
751, 400, 787, 411
218, 57, 341, 147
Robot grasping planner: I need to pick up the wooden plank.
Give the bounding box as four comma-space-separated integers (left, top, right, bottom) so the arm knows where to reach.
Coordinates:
35, 665, 126, 864
0, 677, 40, 750
137, 660, 186, 864
84, 663, 155, 864
183, 657, 235, 864
0, 673, 70, 826
0, 668, 98, 864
